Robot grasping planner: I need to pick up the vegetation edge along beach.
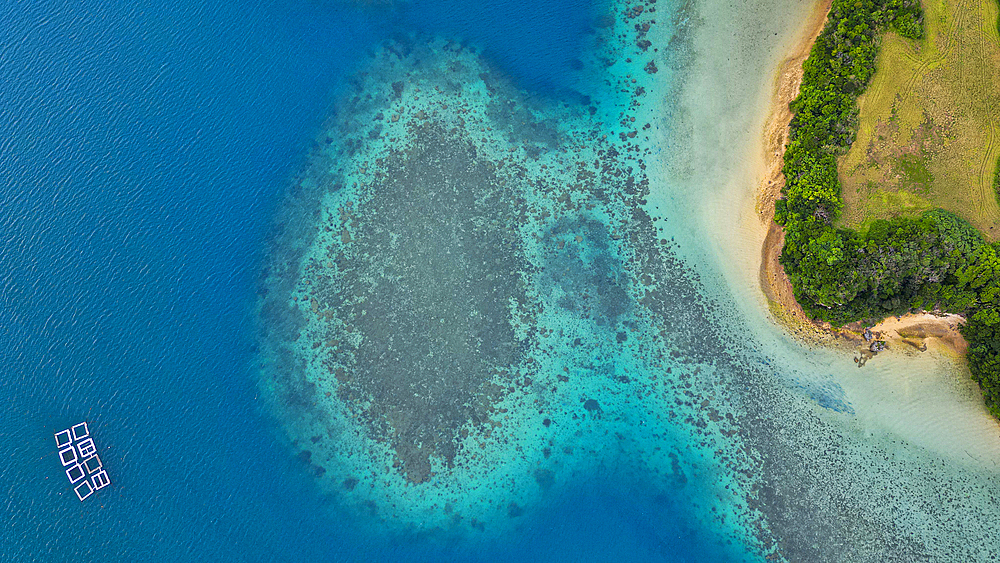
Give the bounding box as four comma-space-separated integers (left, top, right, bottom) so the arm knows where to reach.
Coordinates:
765, 0, 1000, 417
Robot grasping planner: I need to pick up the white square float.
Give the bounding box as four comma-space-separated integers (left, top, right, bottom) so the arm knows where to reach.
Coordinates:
59, 446, 77, 466
83, 455, 102, 474
66, 464, 86, 484
54, 430, 72, 448
76, 438, 96, 458
74, 480, 94, 501
91, 471, 110, 490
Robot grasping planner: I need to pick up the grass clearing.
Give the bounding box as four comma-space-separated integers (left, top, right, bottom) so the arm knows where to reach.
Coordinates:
837, 0, 1000, 239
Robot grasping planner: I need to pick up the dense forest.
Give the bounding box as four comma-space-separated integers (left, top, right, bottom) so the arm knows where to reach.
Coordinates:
775, 0, 1000, 417
995, 154, 1000, 200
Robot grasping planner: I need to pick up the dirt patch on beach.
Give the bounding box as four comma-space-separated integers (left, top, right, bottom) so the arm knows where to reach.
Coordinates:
869, 313, 968, 356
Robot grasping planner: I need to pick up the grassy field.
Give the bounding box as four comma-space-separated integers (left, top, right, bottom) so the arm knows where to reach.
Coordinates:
837, 0, 1000, 239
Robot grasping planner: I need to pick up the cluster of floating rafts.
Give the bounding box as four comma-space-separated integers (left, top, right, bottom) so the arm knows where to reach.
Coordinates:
54, 422, 110, 501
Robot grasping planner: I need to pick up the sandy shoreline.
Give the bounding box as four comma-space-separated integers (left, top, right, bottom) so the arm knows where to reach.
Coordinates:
755, 0, 828, 329
753, 0, 970, 359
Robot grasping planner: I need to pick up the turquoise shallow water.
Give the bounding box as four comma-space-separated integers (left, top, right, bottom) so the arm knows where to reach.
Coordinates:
257, 4, 761, 556
1, 0, 750, 560
5, 0, 1000, 561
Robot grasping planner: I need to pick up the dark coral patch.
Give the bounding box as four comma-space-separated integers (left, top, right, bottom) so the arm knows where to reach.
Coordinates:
533, 468, 555, 490
307, 122, 538, 483
541, 216, 631, 326
507, 503, 525, 518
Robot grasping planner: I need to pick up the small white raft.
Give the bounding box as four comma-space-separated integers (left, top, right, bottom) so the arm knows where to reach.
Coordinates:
55, 422, 110, 501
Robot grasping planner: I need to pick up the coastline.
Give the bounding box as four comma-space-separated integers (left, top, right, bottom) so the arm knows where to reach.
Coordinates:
754, 0, 970, 358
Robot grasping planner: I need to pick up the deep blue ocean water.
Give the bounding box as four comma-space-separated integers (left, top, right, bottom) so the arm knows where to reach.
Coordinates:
1, 0, 749, 561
